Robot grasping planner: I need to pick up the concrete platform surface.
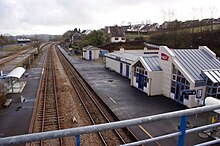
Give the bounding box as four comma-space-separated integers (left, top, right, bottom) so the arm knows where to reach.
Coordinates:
60, 48, 218, 146
0, 48, 47, 146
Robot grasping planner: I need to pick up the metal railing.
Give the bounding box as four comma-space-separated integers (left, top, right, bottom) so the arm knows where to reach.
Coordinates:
0, 104, 220, 146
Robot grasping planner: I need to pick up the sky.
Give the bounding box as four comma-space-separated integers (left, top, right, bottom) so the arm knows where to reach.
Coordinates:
0, 0, 220, 35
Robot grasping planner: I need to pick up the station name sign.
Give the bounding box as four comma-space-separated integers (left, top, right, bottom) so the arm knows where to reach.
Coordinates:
181, 90, 197, 96
161, 53, 169, 61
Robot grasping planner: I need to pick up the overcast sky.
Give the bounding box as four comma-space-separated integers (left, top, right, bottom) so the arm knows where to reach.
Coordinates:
0, 0, 220, 35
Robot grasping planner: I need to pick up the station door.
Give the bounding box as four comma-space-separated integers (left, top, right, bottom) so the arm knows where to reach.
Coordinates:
126, 65, 129, 78
89, 51, 92, 60
138, 73, 144, 90
174, 82, 184, 104
120, 63, 123, 75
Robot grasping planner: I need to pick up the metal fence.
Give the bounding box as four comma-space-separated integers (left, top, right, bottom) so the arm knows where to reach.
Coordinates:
0, 104, 220, 146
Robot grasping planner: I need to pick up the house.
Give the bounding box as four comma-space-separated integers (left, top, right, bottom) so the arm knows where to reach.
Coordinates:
105, 26, 126, 43
140, 23, 159, 32
71, 32, 81, 44
181, 20, 200, 28
200, 18, 213, 25
81, 29, 92, 35
17, 38, 31, 45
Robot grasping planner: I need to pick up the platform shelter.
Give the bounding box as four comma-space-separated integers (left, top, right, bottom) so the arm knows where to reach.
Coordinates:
6, 67, 27, 93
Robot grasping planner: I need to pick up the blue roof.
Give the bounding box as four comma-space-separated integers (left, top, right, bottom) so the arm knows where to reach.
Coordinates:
172, 49, 220, 81
143, 56, 162, 71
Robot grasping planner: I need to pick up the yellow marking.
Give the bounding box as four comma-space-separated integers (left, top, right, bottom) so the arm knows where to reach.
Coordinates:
138, 125, 161, 146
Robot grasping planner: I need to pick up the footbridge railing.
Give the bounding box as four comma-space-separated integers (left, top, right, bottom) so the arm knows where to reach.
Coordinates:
0, 104, 220, 146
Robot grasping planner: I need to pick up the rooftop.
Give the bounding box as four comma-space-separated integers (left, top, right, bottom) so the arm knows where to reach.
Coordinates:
106, 52, 139, 63
82, 45, 100, 51
143, 56, 162, 71
172, 49, 220, 81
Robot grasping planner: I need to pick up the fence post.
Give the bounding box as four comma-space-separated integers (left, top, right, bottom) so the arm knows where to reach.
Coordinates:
76, 135, 80, 146
178, 116, 186, 146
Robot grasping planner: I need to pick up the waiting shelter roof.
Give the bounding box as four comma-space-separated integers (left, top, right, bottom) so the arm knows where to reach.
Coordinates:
6, 67, 26, 78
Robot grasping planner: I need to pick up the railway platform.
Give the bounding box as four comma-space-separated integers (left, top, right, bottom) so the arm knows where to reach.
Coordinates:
60, 47, 217, 146
0, 49, 47, 144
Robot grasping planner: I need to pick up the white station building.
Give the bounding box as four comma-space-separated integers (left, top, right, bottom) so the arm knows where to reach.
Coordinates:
83, 45, 108, 60
106, 45, 220, 108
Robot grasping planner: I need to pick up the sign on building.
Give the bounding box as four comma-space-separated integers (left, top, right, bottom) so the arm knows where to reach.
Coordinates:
181, 90, 197, 96
161, 53, 169, 61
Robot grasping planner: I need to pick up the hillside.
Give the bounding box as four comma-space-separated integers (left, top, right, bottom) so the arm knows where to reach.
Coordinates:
98, 41, 145, 52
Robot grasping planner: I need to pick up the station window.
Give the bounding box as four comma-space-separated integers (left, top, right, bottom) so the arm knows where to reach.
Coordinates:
171, 87, 175, 93
184, 95, 189, 100
171, 81, 175, 87
134, 72, 137, 77
177, 70, 181, 76
144, 82, 147, 87
172, 75, 176, 81
133, 61, 148, 88
218, 87, 220, 94
212, 88, 217, 94
145, 71, 148, 75
171, 64, 191, 102
177, 76, 181, 82
181, 78, 186, 84
172, 66, 177, 74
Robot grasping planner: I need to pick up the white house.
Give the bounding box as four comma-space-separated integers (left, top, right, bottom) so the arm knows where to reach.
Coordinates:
106, 26, 126, 43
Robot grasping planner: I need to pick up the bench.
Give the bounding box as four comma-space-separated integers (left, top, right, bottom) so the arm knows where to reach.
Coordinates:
4, 99, 12, 107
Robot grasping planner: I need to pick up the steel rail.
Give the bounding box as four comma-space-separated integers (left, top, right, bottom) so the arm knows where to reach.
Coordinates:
51, 47, 62, 145
56, 48, 128, 145
40, 45, 62, 146
56, 49, 108, 146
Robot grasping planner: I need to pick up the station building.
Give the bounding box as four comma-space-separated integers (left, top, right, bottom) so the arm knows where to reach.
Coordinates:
105, 45, 220, 108
105, 47, 159, 79
82, 45, 108, 60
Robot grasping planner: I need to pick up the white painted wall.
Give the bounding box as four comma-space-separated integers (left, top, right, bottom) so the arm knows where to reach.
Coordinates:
158, 46, 174, 97
106, 57, 119, 72
83, 50, 100, 60
106, 57, 132, 78
148, 71, 162, 96
185, 85, 206, 108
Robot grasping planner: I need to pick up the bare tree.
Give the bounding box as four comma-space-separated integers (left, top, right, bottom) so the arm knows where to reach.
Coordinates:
209, 5, 217, 31
199, 6, 204, 20
33, 35, 41, 55
209, 5, 217, 18
161, 9, 167, 22
167, 9, 175, 22
192, 7, 198, 20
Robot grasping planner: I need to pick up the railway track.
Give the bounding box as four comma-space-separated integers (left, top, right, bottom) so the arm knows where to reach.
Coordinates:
56, 46, 137, 145
32, 44, 62, 146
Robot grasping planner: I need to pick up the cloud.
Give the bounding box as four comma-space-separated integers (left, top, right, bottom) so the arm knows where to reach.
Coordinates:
0, 0, 220, 35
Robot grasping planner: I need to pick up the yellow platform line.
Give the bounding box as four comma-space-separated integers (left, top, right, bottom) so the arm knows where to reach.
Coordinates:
138, 125, 161, 146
